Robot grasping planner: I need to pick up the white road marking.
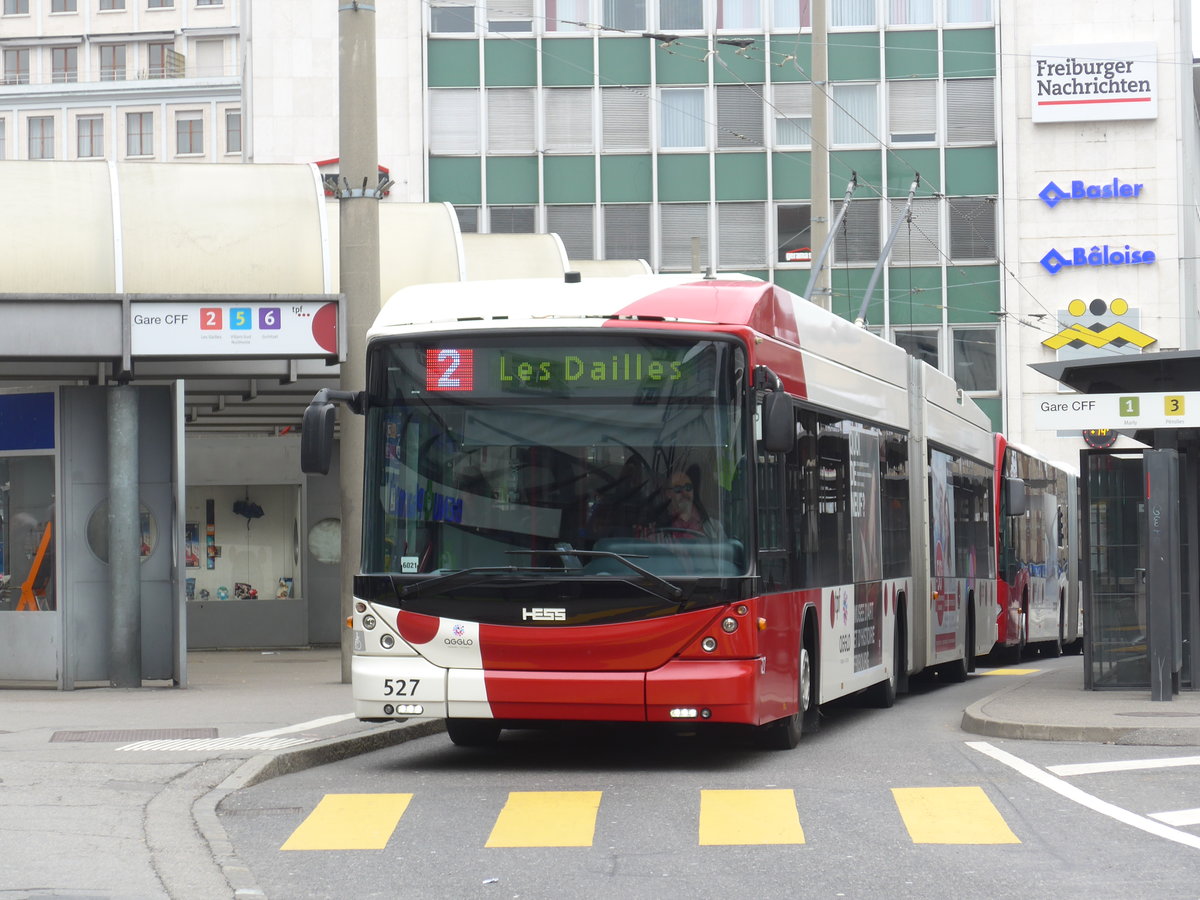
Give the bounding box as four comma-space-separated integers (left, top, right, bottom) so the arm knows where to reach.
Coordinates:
244, 713, 355, 738
1048, 755, 1200, 777
966, 741, 1200, 851
1150, 808, 1200, 827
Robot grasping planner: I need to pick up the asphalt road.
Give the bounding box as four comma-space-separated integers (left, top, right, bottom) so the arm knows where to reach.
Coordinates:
219, 660, 1200, 900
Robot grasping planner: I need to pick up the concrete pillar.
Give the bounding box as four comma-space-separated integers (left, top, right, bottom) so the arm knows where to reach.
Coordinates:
338, 0, 381, 683
108, 384, 141, 687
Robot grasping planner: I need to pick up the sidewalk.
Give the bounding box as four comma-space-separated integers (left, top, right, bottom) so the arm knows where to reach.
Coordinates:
2, 650, 1198, 900
963, 657, 1200, 745
0, 648, 437, 900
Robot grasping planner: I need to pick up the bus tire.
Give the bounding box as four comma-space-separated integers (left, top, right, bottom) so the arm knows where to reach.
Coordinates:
446, 718, 501, 747
757, 640, 816, 750
867, 619, 901, 708
941, 608, 974, 683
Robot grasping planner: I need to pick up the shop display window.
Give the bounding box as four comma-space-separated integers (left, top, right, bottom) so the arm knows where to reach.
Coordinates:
185, 484, 300, 603
0, 456, 56, 612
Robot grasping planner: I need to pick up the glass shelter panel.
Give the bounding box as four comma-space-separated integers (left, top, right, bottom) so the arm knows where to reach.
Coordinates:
1086, 452, 1148, 688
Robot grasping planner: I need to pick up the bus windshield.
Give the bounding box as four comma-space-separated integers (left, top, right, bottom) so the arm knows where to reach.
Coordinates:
362, 333, 750, 583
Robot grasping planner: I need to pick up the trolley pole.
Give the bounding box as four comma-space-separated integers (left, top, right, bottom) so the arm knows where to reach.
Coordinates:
808, 0, 830, 311
338, 0, 381, 683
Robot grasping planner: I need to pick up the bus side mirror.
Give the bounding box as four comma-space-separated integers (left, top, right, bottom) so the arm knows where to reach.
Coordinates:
301, 399, 337, 475
761, 391, 794, 453
300, 388, 365, 475
1004, 476, 1028, 517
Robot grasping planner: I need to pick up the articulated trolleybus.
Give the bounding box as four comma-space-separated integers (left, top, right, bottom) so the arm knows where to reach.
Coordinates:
994, 436, 1081, 660
302, 273, 997, 748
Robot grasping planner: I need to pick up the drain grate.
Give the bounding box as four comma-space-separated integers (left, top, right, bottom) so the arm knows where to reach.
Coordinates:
51, 728, 218, 743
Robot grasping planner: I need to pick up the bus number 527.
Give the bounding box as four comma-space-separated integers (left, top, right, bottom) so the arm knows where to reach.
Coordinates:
383, 678, 420, 697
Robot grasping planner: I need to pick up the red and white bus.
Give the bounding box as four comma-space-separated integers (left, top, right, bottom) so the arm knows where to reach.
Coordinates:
302, 274, 997, 748
994, 436, 1081, 659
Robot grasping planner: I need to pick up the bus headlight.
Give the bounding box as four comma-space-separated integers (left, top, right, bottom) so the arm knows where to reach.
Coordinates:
363, 614, 377, 630
701, 636, 718, 652
380, 634, 395, 649
721, 617, 738, 633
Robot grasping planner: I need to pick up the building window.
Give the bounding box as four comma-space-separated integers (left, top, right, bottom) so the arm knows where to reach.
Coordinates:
176, 111, 203, 155
773, 83, 812, 147
28, 117, 54, 160
831, 83, 878, 146
127, 111, 153, 156
659, 203, 710, 271
660, 0, 703, 30
547, 0, 589, 31
225, 109, 241, 153
52, 0, 78, 11
835, 198, 881, 265
771, 0, 811, 28
602, 0, 645, 30
3, 49, 29, 86
888, 80, 936, 143
0, 119, 6, 159
602, 87, 649, 151
888, 0, 933, 24
887, 197, 941, 265
148, 42, 173, 78
947, 196, 996, 261
718, 202, 767, 269
603, 204, 651, 262
547, 205, 595, 259
488, 206, 535, 233
946, 78, 995, 143
195, 39, 224, 76
952, 327, 997, 392
148, 0, 174, 7
717, 84, 763, 149
99, 0, 125, 9
893, 329, 939, 369
831, 0, 875, 26
946, 0, 991, 23
718, 0, 761, 29
431, 0, 475, 33
100, 44, 127, 81
487, 89, 535, 154
429, 89, 481, 154
196, 0, 222, 5
454, 206, 479, 232
77, 115, 103, 158
52, 47, 78, 83
776, 203, 812, 264
660, 88, 706, 149
486, 0, 531, 31
3, 0, 29, 13
544, 88, 594, 152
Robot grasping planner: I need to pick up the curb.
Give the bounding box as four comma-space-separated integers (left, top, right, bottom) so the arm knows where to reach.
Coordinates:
194, 718, 447, 898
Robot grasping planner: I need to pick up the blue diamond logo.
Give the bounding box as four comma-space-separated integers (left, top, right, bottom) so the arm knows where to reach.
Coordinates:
1039, 181, 1068, 209
1040, 248, 1070, 275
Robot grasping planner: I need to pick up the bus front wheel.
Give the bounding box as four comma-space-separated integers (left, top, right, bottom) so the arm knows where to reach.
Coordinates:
446, 718, 501, 747
758, 643, 816, 750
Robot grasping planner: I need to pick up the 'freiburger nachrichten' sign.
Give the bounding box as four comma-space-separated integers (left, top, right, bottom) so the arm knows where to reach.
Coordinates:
1031, 42, 1157, 124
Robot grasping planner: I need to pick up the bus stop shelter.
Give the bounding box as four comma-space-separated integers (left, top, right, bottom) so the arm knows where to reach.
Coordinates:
1032, 351, 1200, 698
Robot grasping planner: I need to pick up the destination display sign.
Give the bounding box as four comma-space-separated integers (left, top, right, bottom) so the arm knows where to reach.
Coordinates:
1030, 391, 1199, 430
411, 340, 717, 398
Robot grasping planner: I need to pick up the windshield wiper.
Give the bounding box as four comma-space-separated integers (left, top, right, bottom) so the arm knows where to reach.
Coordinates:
395, 566, 551, 601
506, 549, 683, 603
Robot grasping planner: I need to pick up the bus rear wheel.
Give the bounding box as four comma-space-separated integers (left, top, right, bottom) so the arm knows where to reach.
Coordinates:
446, 718, 501, 747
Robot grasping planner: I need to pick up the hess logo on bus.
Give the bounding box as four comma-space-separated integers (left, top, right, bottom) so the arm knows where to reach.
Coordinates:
523, 607, 566, 621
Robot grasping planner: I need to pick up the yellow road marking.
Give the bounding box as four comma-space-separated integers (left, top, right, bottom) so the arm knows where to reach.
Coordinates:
892, 787, 1020, 844
698, 789, 805, 845
281, 793, 412, 851
485, 791, 602, 847
980, 668, 1041, 676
